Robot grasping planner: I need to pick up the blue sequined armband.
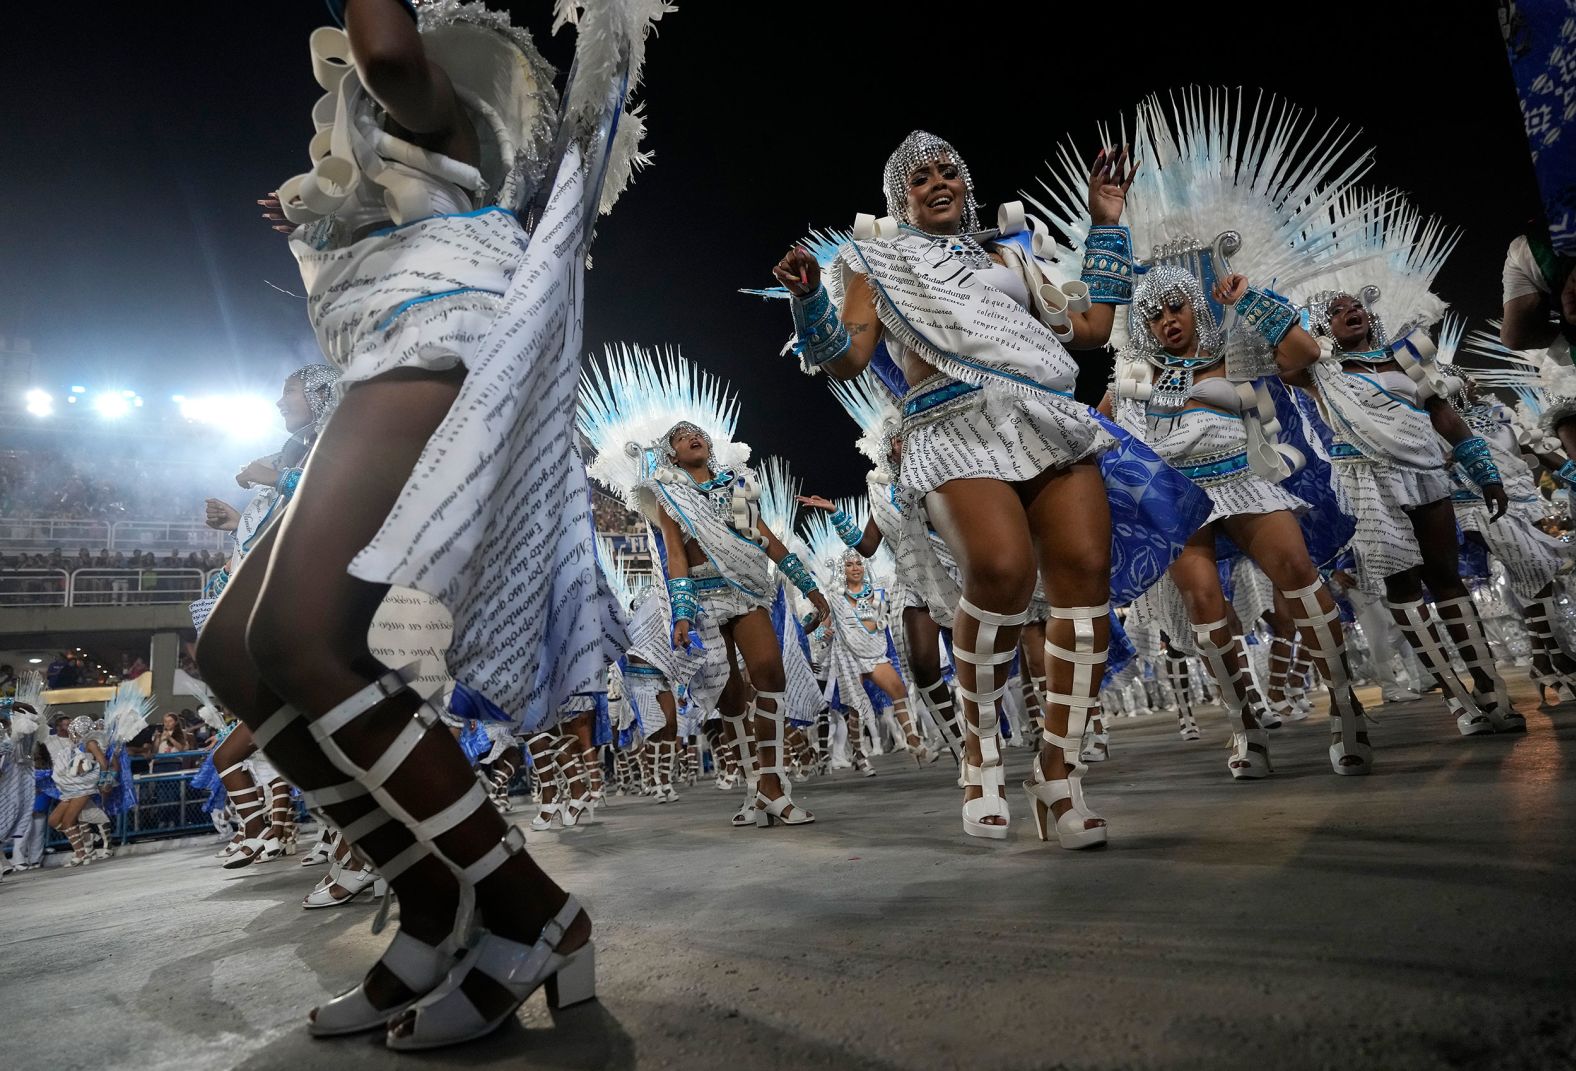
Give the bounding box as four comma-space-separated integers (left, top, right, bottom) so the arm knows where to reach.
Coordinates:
667, 577, 698, 626
1557, 459, 1576, 487
778, 553, 818, 596
1452, 437, 1501, 489
830, 509, 862, 547
790, 285, 852, 370
1234, 287, 1297, 347
1082, 226, 1133, 304
277, 468, 303, 501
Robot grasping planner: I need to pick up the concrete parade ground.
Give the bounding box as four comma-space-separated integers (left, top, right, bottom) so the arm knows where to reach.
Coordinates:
4, 671, 1574, 1071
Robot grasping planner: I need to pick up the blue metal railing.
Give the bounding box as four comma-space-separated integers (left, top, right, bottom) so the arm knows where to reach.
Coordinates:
42, 749, 305, 850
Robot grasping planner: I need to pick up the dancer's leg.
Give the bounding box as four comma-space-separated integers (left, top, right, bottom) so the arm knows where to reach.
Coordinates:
926, 478, 1037, 838
227, 371, 583, 1030
1169, 527, 1270, 778
1023, 461, 1111, 845
1225, 511, 1369, 773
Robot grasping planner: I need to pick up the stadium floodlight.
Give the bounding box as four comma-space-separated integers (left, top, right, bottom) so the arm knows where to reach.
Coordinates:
178, 393, 283, 440
25, 389, 53, 417
93, 391, 131, 419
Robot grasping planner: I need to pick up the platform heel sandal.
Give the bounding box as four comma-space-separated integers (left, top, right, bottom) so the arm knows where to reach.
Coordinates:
954, 598, 1027, 840
1024, 603, 1110, 850
1282, 581, 1371, 775
752, 691, 813, 827
1192, 619, 1272, 779
1435, 596, 1526, 734
1387, 597, 1495, 735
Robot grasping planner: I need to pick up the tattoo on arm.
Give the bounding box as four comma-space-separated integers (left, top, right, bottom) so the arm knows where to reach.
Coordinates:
848, 323, 871, 337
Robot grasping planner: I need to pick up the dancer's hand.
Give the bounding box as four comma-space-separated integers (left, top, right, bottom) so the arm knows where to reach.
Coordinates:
1484, 482, 1509, 522
1088, 145, 1138, 227
795, 494, 835, 511
1213, 273, 1250, 306
235, 460, 280, 489
805, 589, 831, 631
204, 498, 240, 532
257, 193, 293, 235
671, 619, 691, 651
772, 246, 820, 297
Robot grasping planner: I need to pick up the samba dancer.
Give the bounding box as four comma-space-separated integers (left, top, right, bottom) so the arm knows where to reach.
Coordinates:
772, 131, 1209, 846
195, 0, 668, 1049
1293, 194, 1524, 736
579, 346, 833, 828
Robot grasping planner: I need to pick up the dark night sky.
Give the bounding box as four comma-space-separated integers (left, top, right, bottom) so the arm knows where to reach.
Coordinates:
0, 1, 1539, 500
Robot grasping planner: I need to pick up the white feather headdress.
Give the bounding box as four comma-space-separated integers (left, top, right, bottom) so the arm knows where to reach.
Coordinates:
1031, 88, 1373, 285
1461, 324, 1576, 429
829, 373, 901, 472
577, 344, 752, 505
595, 533, 650, 612
1299, 189, 1460, 345
102, 681, 156, 747
756, 457, 799, 540
799, 497, 877, 592
1027, 87, 1376, 356
8, 670, 48, 737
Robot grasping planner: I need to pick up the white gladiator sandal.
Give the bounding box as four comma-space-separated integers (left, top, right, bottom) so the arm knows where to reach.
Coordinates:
1435, 595, 1526, 733
1525, 597, 1576, 706
752, 691, 814, 827
1283, 581, 1371, 774
954, 599, 1027, 840
245, 669, 467, 1037
1025, 604, 1110, 850
1386, 597, 1495, 735
1192, 619, 1271, 779
726, 710, 758, 827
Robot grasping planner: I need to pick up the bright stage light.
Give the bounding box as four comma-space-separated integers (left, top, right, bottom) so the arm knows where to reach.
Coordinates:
93, 392, 132, 419
178, 393, 283, 440
25, 389, 53, 417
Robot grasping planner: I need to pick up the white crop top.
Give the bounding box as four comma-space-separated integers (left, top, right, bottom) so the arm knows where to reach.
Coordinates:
1147, 375, 1242, 413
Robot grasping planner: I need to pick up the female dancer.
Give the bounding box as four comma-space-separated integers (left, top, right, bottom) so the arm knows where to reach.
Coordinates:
1294, 195, 1523, 736
195, 0, 667, 1049
772, 131, 1206, 846
0, 677, 44, 872
579, 347, 833, 827
1076, 90, 1377, 776
802, 509, 934, 767
1443, 328, 1576, 703
798, 372, 966, 760
198, 363, 341, 870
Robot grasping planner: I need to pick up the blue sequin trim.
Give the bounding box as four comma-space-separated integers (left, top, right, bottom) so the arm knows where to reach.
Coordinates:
1176, 453, 1249, 483
1081, 225, 1134, 305
1328, 442, 1364, 461
903, 379, 981, 418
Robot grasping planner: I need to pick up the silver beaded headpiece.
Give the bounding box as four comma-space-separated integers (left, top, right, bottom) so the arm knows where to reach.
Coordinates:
1132, 265, 1224, 358
291, 363, 343, 423
882, 130, 981, 231
68, 715, 94, 741
660, 421, 719, 472
1305, 287, 1387, 350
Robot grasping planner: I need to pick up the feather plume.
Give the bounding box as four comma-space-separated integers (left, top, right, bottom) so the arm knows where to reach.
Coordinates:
12, 670, 48, 735
828, 372, 901, 467
197, 704, 227, 732
552, 0, 675, 216
595, 533, 649, 612
1028, 87, 1376, 295
103, 681, 156, 746
1299, 188, 1459, 340
739, 228, 853, 300
577, 343, 750, 503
